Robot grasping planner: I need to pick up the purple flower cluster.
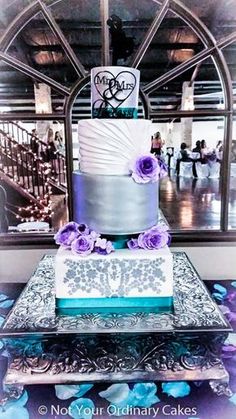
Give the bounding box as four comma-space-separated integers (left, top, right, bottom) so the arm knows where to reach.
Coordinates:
130, 154, 167, 183
54, 222, 114, 256
127, 224, 170, 251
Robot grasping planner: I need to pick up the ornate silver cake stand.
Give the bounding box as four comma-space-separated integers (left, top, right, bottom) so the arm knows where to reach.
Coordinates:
0, 252, 232, 402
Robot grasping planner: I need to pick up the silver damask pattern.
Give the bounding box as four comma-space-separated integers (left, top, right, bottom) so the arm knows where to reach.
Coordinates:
63, 257, 165, 297
4, 334, 228, 378
1, 252, 231, 334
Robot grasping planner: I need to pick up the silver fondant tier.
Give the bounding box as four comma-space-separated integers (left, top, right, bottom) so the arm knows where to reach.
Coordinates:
73, 171, 159, 235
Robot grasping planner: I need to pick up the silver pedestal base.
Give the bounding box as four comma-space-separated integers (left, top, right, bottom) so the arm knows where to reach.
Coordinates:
0, 253, 232, 401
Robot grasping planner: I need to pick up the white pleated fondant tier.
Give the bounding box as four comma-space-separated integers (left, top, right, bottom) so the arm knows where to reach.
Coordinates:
78, 119, 152, 175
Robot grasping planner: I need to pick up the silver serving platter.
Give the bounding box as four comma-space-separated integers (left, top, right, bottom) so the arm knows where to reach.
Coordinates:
1, 252, 231, 336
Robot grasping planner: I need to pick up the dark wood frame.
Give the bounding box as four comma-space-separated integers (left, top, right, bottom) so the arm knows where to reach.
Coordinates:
1, 0, 236, 247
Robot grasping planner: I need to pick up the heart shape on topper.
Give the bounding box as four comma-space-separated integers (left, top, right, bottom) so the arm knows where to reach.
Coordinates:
93, 70, 137, 109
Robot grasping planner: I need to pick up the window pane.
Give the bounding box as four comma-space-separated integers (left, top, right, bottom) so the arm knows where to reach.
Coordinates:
0, 0, 35, 27
0, 119, 68, 233
157, 116, 224, 230
7, 11, 79, 88
228, 116, 236, 229
50, 0, 102, 71
0, 65, 65, 116
147, 55, 223, 113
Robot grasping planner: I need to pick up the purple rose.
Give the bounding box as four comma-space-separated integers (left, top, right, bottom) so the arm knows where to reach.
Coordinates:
138, 225, 170, 250
90, 230, 101, 241
94, 238, 114, 255
130, 154, 160, 184
54, 222, 80, 247
127, 238, 139, 249
78, 223, 90, 235
71, 235, 95, 256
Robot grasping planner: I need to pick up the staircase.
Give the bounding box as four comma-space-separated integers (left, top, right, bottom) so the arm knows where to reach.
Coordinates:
0, 121, 67, 225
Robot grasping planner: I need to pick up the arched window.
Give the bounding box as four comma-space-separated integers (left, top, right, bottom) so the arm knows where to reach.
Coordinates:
0, 0, 236, 244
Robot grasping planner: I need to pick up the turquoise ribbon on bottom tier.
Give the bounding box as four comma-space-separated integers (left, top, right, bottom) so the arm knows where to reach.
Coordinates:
56, 296, 173, 315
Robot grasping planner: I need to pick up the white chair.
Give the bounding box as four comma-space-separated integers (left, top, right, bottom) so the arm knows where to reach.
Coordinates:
191, 152, 201, 160
165, 148, 175, 170
195, 162, 210, 178
179, 161, 193, 177
208, 161, 221, 178
166, 147, 173, 156
164, 153, 170, 167
231, 163, 236, 177
216, 150, 223, 161
170, 155, 177, 170
170, 151, 179, 170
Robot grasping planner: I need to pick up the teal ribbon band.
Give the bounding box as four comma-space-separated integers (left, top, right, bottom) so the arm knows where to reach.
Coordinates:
56, 296, 173, 315
110, 237, 129, 249
92, 107, 138, 119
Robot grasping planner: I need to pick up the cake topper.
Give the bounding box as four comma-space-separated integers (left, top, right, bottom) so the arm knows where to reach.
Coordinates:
91, 66, 140, 118
107, 14, 135, 65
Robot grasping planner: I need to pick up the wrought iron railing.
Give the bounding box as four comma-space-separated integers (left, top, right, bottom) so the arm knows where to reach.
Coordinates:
0, 120, 67, 190
0, 130, 50, 201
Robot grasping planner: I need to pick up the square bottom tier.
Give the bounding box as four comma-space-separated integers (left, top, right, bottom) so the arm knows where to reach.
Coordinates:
55, 246, 173, 312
